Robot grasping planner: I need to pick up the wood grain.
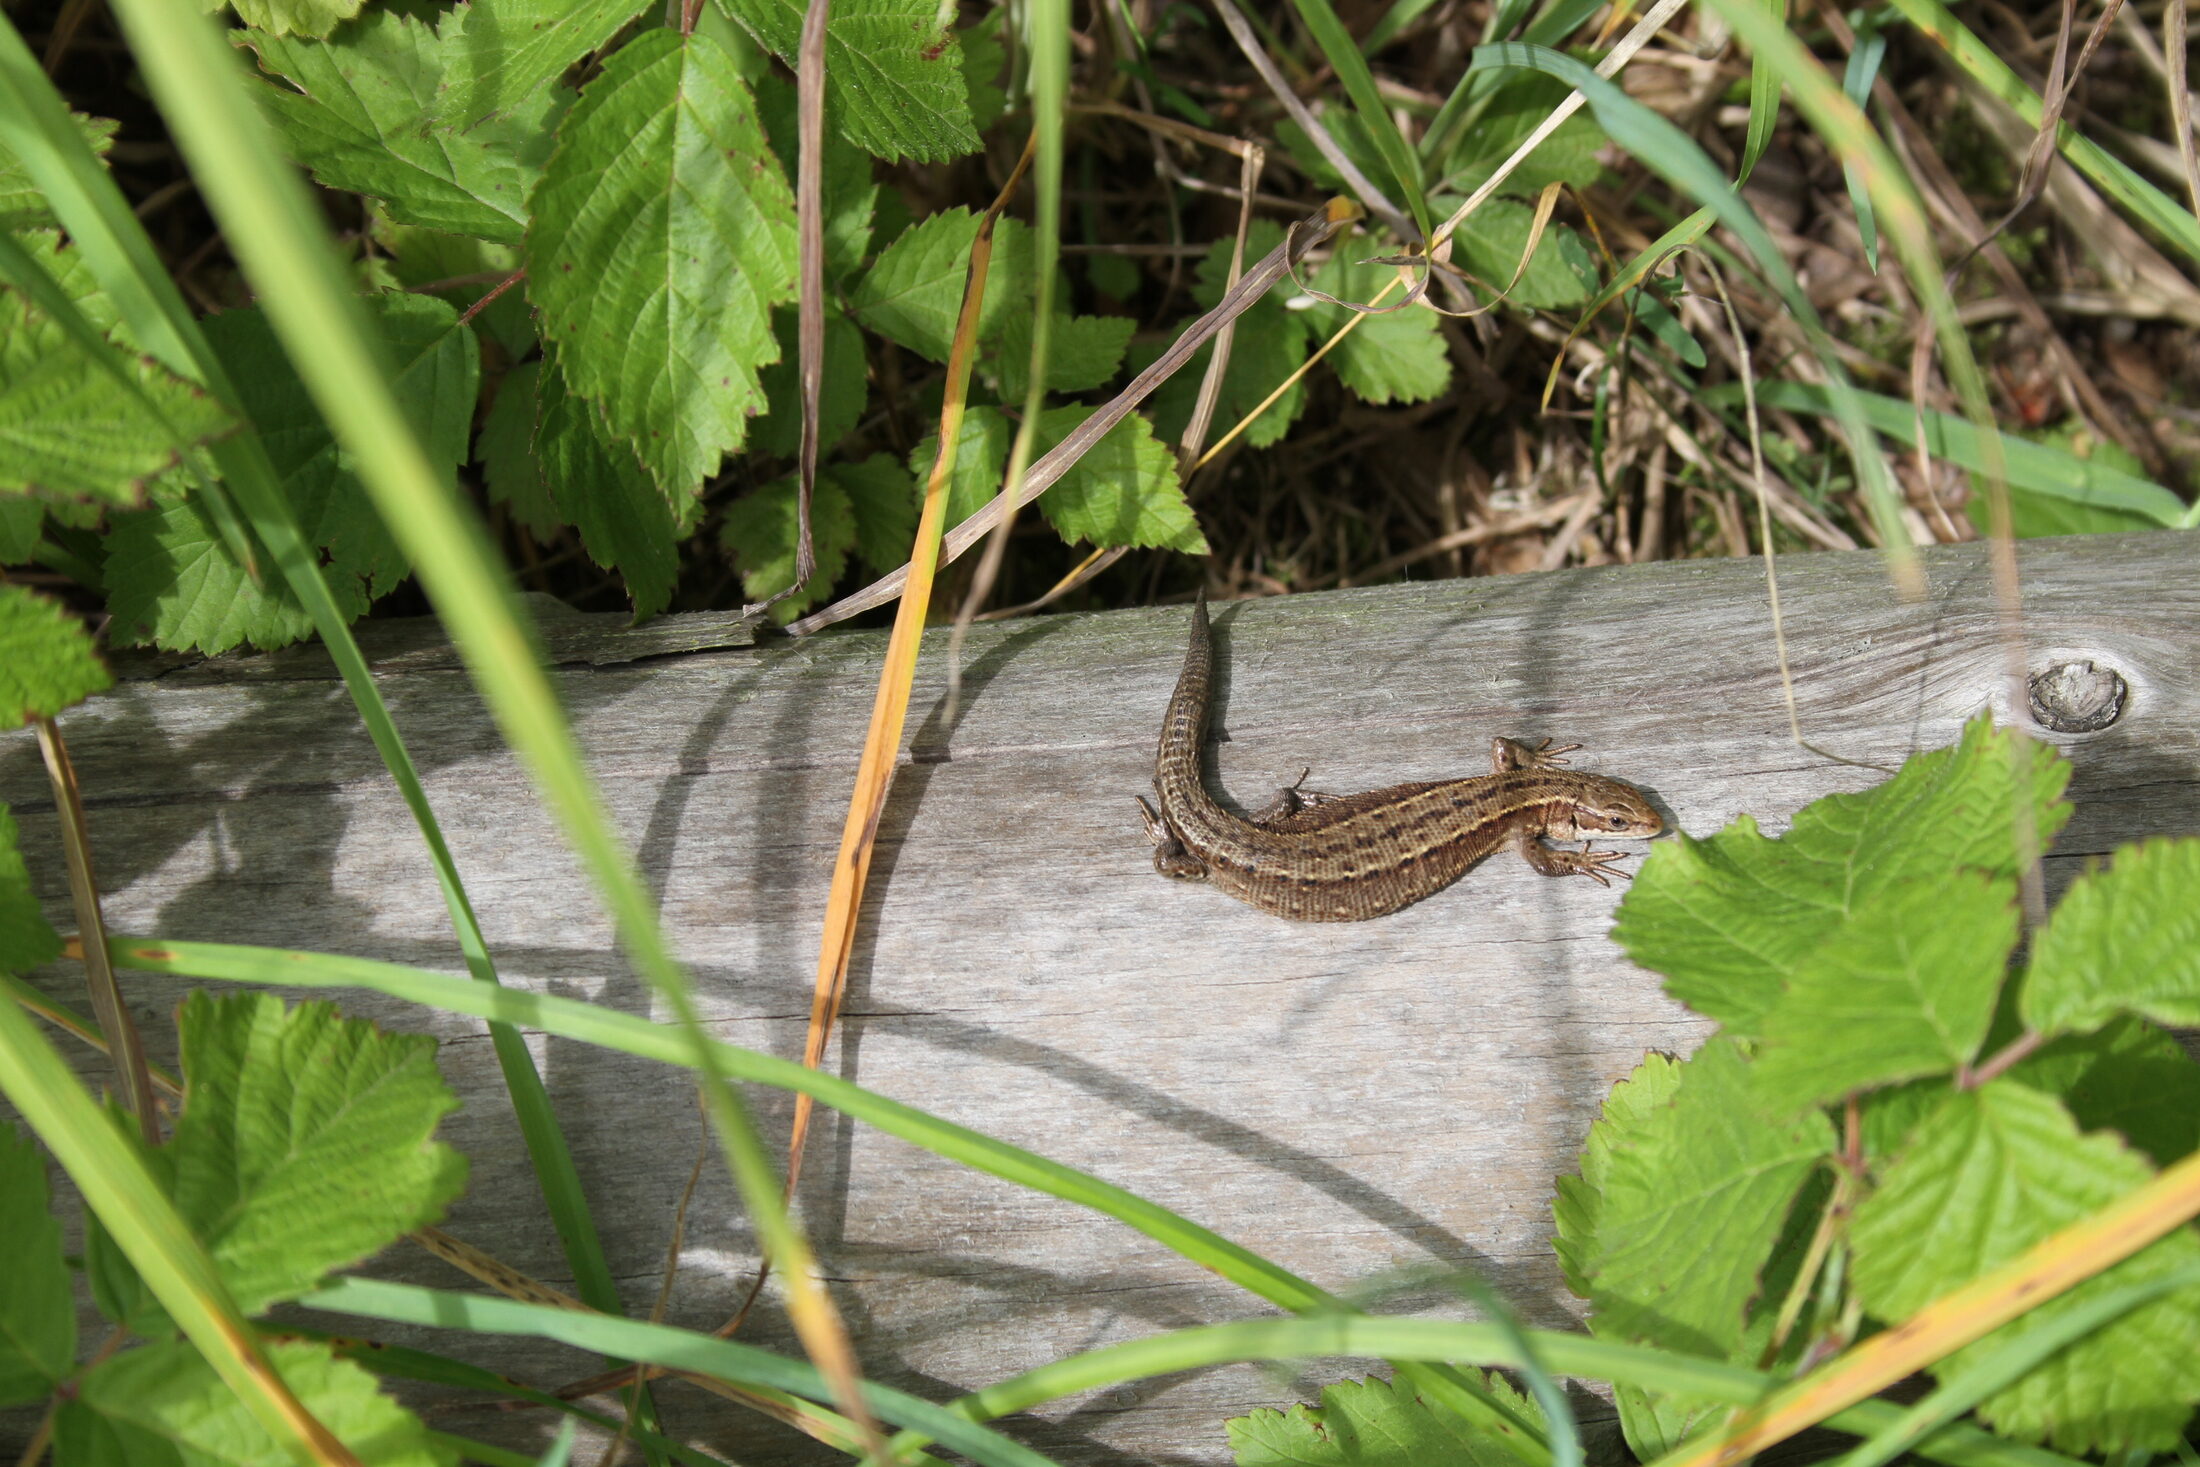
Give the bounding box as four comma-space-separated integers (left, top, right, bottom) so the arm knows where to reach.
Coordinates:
4, 532, 2195, 1465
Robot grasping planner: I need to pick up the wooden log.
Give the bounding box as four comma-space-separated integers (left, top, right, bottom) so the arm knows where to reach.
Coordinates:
3, 531, 2194, 1464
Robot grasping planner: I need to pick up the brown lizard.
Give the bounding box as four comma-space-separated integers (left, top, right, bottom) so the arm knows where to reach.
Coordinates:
1136, 593, 1664, 921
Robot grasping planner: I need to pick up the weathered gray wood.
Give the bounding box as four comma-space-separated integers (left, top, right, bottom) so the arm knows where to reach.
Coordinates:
3, 532, 2195, 1465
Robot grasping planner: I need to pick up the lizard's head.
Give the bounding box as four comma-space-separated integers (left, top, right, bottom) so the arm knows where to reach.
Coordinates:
1551, 781, 1664, 842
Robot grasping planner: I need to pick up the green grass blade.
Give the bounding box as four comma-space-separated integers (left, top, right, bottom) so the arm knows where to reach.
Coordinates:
0, 995, 341, 1460
1883, 0, 2200, 266
305, 1278, 1061, 1467
1289, 0, 1431, 235
1838, 16, 1888, 270
1738, 0, 1787, 179
1739, 382, 2186, 525
0, 14, 624, 1323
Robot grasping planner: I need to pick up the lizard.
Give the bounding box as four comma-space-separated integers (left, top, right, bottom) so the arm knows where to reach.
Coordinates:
1135, 592, 1664, 921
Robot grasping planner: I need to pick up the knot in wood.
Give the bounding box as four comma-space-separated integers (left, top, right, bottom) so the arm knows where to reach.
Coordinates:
2028, 659, 2128, 733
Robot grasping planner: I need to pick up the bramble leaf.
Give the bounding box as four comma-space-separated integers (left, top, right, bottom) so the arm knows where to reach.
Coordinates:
1448, 199, 1596, 309
838, 453, 917, 572
529, 27, 797, 497
1753, 872, 2017, 1112
1434, 76, 1607, 198
851, 208, 1030, 364
2023, 838, 2200, 1036
2013, 1017, 2200, 1168
1303, 249, 1451, 406
908, 406, 1012, 526
1228, 1372, 1543, 1467
170, 992, 465, 1316
753, 309, 868, 460
754, 73, 878, 279
1033, 407, 1205, 553
0, 1123, 70, 1407
713, 0, 978, 163
1850, 1081, 2200, 1454
440, 0, 649, 125
1142, 224, 1311, 449
720, 471, 856, 621
103, 495, 315, 654
0, 583, 110, 731
1553, 1052, 1683, 1297
0, 233, 229, 505
0, 803, 60, 977
0, 113, 117, 231
475, 361, 562, 540
63, 1337, 451, 1466
212, 0, 362, 41
1614, 715, 2071, 1034
1576, 1036, 1831, 1359
239, 11, 566, 243
535, 358, 679, 617
993, 310, 1135, 400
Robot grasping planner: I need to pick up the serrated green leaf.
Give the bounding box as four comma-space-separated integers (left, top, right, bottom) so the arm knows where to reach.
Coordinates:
0, 1122, 71, 1406
1553, 1051, 1683, 1297
719, 472, 856, 622
1450, 199, 1596, 309
908, 405, 1011, 526
170, 992, 464, 1316
0, 233, 230, 504
65, 1337, 452, 1466
210, 0, 362, 41
0, 113, 117, 231
1304, 249, 1451, 405
535, 359, 678, 617
1754, 872, 2017, 1112
2023, 838, 2200, 1036
0, 498, 40, 561
193, 293, 476, 620
1142, 225, 1313, 449
1434, 75, 1607, 198
753, 73, 878, 279
239, 12, 565, 243
753, 308, 867, 459
439, 0, 649, 125
1614, 715, 2072, 1035
2013, 1017, 2200, 1168
529, 27, 797, 497
835, 453, 917, 573
993, 310, 1135, 400
0, 803, 60, 979
0, 582, 110, 730
850, 208, 1031, 364
103, 495, 314, 655
959, 8, 1008, 131
369, 217, 531, 358
1850, 1081, 2200, 1454
1228, 1372, 1543, 1467
475, 361, 562, 540
1034, 406, 1206, 552
714, 0, 978, 163
1586, 1036, 1832, 1358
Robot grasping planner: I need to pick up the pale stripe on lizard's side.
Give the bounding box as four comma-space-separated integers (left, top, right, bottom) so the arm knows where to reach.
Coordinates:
1136, 592, 1664, 921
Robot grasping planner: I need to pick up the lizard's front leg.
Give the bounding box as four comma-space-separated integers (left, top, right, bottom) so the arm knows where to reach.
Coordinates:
1248, 766, 1346, 825
1511, 826, 1635, 887
1137, 795, 1210, 880
1491, 736, 1585, 773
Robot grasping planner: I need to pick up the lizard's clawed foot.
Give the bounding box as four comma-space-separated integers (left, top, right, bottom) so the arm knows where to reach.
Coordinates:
1553, 844, 1636, 888
1492, 736, 1585, 773
1251, 766, 1344, 823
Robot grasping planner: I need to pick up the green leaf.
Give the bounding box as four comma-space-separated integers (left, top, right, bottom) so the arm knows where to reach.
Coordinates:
1303, 249, 1452, 405
851, 208, 1030, 364
719, 472, 856, 622
1850, 1081, 2200, 1454
367, 218, 531, 358
835, 452, 917, 573
993, 310, 1135, 400
1228, 1372, 1543, 1467
0, 1122, 71, 1406
103, 495, 314, 655
0, 233, 230, 504
753, 73, 878, 280
474, 361, 562, 541
0, 498, 40, 562
959, 8, 1009, 132
0, 804, 60, 977
0, 113, 117, 231
1142, 224, 1312, 450
1434, 75, 1606, 197
1753, 872, 2017, 1112
907, 405, 1011, 526
239, 12, 566, 244
169, 992, 465, 1316
1614, 715, 2072, 1035
529, 27, 797, 497
0, 582, 110, 730
1033, 406, 1206, 552
198, 293, 476, 615
439, 0, 650, 126
64, 1337, 453, 1466
753, 308, 867, 460
534, 358, 679, 617
1554, 1052, 1682, 1297
210, 0, 362, 41
2023, 838, 2200, 1036
1449, 199, 1596, 309
1578, 1036, 1832, 1359
1979, 488, 2162, 538
713, 0, 979, 163
2013, 1017, 2200, 1169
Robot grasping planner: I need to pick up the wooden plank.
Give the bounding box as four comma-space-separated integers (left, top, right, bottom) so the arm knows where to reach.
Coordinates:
3, 531, 2194, 1464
